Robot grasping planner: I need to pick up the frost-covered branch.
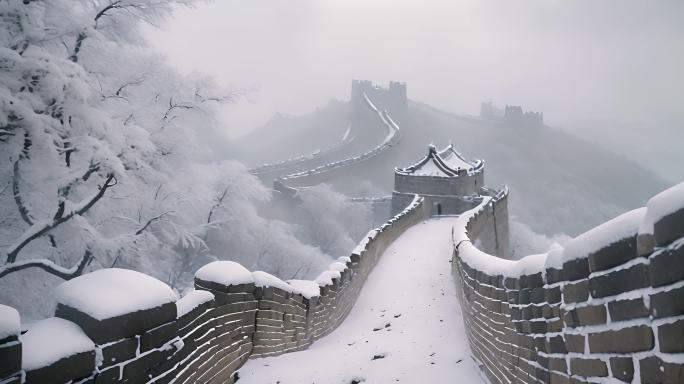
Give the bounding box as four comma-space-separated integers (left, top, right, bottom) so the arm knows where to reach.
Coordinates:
0, 250, 93, 280
194, 89, 240, 104
70, 1, 122, 62
69, 0, 179, 62
58, 162, 101, 199
12, 131, 35, 225
135, 210, 174, 235
0, 182, 10, 197
0, 113, 21, 143
207, 186, 229, 225
5, 174, 117, 263
103, 77, 145, 100
163, 97, 194, 121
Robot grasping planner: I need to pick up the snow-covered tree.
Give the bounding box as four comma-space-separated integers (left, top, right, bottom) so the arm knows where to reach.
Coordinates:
1, 1, 361, 320
0, 0, 220, 279
296, 184, 373, 257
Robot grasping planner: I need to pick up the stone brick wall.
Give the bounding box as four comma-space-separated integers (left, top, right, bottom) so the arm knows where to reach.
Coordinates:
458, 188, 509, 258
1, 196, 427, 384
393, 168, 484, 198
452, 184, 684, 384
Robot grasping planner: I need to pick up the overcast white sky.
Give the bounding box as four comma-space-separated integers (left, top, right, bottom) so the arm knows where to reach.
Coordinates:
145, 0, 684, 139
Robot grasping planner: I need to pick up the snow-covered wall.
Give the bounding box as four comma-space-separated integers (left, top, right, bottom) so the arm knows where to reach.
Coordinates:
451, 181, 684, 384
249, 127, 355, 179
393, 168, 484, 201
0, 196, 427, 384
275, 81, 403, 195
279, 92, 401, 190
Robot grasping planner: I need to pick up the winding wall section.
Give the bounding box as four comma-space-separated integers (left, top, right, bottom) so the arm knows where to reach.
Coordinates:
0, 196, 428, 384
273, 88, 402, 199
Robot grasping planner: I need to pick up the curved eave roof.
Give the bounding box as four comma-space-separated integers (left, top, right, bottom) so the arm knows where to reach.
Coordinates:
395, 144, 482, 177
438, 144, 478, 171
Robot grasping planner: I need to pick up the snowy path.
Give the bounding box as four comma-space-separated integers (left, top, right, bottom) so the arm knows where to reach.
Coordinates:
237, 217, 486, 384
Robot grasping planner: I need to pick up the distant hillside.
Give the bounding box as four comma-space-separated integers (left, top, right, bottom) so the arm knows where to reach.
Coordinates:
229, 100, 350, 167
557, 118, 684, 184
409, 102, 670, 236
228, 99, 670, 237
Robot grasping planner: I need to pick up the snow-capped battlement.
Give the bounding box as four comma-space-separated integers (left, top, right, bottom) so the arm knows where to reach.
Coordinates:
450, 180, 684, 384
2, 191, 428, 383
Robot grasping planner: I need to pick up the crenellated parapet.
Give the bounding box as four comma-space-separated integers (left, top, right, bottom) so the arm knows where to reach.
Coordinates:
451, 181, 684, 383
504, 105, 544, 128
0, 195, 428, 384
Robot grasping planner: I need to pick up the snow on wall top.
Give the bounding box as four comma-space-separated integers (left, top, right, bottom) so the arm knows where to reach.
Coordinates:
561, 207, 646, 263
21, 317, 94, 371
452, 197, 519, 277
0, 304, 20, 341
176, 290, 215, 318
352, 234, 373, 256
639, 181, 684, 235
338, 256, 352, 264
187, 195, 425, 300
287, 280, 321, 299
328, 261, 348, 273
315, 270, 342, 287
55, 268, 177, 321
252, 271, 293, 293
455, 180, 684, 279
195, 261, 255, 286
455, 191, 647, 277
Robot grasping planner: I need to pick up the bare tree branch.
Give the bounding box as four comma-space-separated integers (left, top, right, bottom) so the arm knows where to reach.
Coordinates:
69, 30, 87, 63
194, 90, 240, 104
69, 1, 126, 62
202, 186, 230, 243
0, 112, 21, 143
58, 162, 101, 199
102, 77, 146, 101
6, 174, 117, 263
0, 250, 93, 280
12, 131, 34, 225
163, 97, 194, 121
135, 210, 174, 235
116, 77, 145, 96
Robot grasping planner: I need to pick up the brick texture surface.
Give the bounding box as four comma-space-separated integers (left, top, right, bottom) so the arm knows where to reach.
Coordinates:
453, 193, 684, 384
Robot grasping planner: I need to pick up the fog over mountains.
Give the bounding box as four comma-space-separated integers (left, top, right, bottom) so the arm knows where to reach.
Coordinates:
232, 98, 669, 238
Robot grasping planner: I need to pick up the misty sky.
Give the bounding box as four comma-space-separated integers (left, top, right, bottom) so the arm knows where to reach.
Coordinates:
145, 0, 683, 180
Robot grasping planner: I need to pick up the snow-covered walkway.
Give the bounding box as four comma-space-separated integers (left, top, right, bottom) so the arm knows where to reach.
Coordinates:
237, 217, 486, 384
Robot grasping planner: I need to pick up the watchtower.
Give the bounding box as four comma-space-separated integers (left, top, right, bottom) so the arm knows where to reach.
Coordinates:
391, 144, 485, 215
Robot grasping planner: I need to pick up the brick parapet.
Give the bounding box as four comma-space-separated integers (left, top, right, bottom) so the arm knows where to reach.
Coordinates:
452, 185, 684, 384
3, 196, 427, 384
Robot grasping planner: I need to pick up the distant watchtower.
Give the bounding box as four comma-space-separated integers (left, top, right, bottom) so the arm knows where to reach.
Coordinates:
350, 79, 407, 118
391, 144, 485, 215
504, 105, 543, 128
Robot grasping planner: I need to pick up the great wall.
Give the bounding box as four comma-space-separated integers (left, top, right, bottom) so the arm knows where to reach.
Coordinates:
1, 81, 683, 383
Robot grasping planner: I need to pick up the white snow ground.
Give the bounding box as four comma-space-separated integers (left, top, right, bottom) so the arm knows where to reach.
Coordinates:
237, 217, 486, 384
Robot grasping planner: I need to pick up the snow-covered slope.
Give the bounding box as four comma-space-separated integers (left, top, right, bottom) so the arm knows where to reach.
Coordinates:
237, 217, 485, 384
